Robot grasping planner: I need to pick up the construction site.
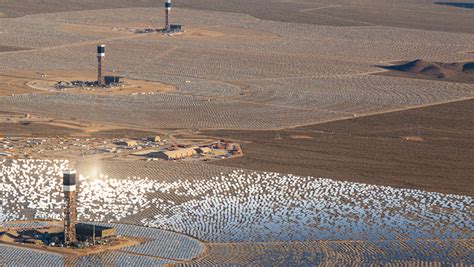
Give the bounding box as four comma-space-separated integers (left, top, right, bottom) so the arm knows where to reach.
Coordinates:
0, 0, 473, 265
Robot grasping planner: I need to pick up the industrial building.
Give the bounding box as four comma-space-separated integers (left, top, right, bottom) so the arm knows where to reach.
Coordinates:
148, 136, 161, 142
116, 140, 138, 147
76, 223, 116, 240
169, 24, 182, 33
104, 76, 122, 85
196, 147, 213, 155
134, 141, 241, 161
153, 147, 197, 160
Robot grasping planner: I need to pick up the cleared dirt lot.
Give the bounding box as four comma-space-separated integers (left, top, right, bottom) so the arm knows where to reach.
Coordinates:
0, 122, 158, 138
204, 99, 474, 196
0, 70, 175, 96
0, 110, 159, 137
0, 122, 79, 136
0, 45, 28, 52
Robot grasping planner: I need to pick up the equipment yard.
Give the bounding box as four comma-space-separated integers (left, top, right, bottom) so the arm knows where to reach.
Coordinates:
0, 0, 472, 265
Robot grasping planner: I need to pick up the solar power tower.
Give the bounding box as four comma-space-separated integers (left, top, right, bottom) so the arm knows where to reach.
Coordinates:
63, 170, 77, 245
165, 0, 171, 31
97, 45, 105, 86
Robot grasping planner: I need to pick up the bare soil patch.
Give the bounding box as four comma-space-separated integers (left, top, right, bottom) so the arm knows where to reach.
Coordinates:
202, 99, 474, 196
59, 24, 128, 36
90, 129, 160, 138
0, 111, 159, 138
174, 26, 280, 42
0, 122, 79, 137
402, 136, 425, 142
0, 122, 154, 138
0, 70, 175, 96
0, 45, 29, 52
290, 135, 313, 139
0, 72, 42, 96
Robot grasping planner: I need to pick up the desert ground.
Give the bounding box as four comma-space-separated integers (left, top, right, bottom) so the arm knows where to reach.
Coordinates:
204, 98, 474, 196
0, 0, 472, 265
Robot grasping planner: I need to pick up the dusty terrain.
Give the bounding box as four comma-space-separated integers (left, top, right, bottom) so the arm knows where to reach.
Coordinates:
204, 99, 474, 196
0, 45, 28, 52
0, 110, 160, 137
